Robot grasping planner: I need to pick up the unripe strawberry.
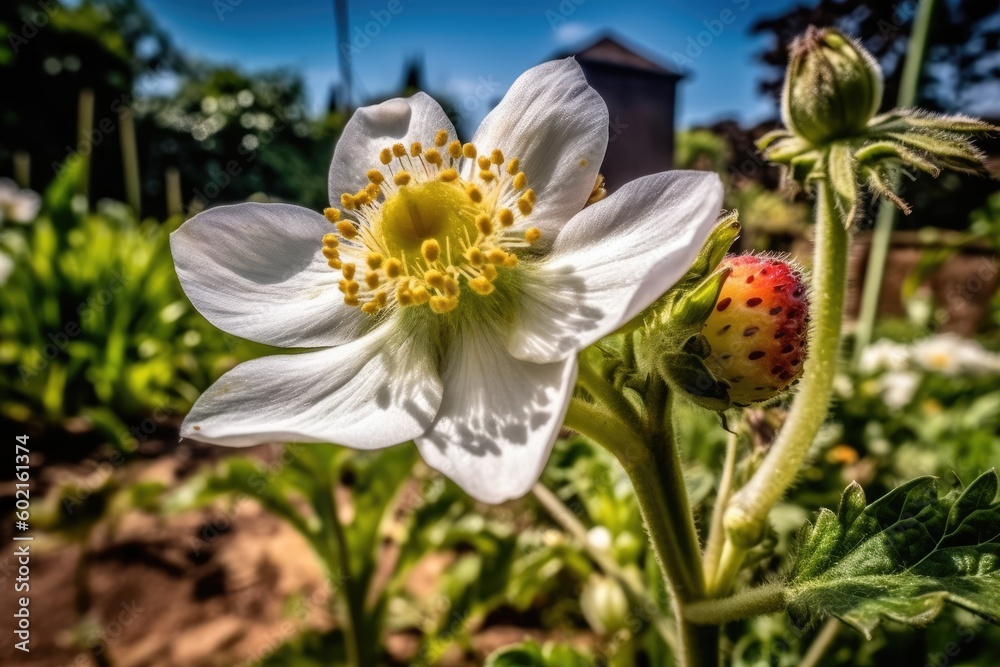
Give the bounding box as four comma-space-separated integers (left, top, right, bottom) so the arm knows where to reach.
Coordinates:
702, 254, 808, 406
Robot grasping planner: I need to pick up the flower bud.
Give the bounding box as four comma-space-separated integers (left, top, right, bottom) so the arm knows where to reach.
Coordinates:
782, 26, 883, 145
580, 574, 630, 637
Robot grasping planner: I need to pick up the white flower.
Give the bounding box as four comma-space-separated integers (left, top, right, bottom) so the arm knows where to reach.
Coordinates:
585, 526, 613, 552
878, 370, 921, 409
858, 338, 911, 374
912, 333, 1000, 376
0, 178, 41, 225
171, 59, 723, 503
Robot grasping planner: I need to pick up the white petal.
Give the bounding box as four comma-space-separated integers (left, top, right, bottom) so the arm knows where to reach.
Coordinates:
328, 92, 456, 205
470, 58, 608, 236
181, 322, 443, 448
416, 323, 577, 504
171, 202, 367, 348
510, 171, 724, 363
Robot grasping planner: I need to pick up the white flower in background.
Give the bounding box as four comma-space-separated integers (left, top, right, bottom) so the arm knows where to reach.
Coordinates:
858, 338, 911, 374
585, 526, 613, 552
0, 177, 40, 285
171, 59, 723, 503
878, 370, 921, 410
913, 333, 1000, 376
0, 178, 41, 225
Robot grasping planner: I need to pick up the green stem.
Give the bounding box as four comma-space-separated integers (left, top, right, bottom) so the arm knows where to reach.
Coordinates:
531, 483, 678, 650
683, 583, 787, 625
852, 0, 937, 364
723, 177, 849, 554
800, 618, 841, 667
702, 430, 739, 594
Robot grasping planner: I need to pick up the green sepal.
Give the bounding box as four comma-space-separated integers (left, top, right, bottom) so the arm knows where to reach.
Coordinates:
659, 352, 731, 412
685, 212, 741, 281
668, 266, 732, 330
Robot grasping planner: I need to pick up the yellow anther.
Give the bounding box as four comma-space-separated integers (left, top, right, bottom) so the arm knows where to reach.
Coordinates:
466, 184, 483, 203
525, 227, 542, 243
411, 285, 430, 304
365, 183, 381, 199
340, 193, 356, 209
465, 247, 484, 266
434, 129, 449, 147
443, 275, 460, 297
384, 258, 402, 278
366, 169, 385, 185
361, 301, 379, 314
410, 141, 422, 156
424, 269, 445, 289
479, 170, 496, 182
366, 252, 383, 270
322, 246, 339, 260
504, 254, 519, 267
353, 189, 372, 207
491, 149, 504, 165
525, 188, 536, 204
421, 239, 441, 263
379, 148, 393, 165
512, 172, 527, 189
392, 143, 407, 158
336, 220, 358, 239
438, 169, 458, 182
517, 196, 534, 216
365, 271, 380, 289
394, 171, 411, 186
462, 143, 477, 159
429, 295, 458, 314
487, 248, 508, 264
339, 279, 360, 295
477, 156, 491, 170
327, 258, 342, 269
424, 148, 442, 165
447, 140, 462, 159
322, 233, 339, 247
483, 265, 498, 281
475, 214, 493, 236
345, 295, 360, 307
374, 291, 387, 307
342, 263, 356, 280
397, 288, 414, 307
506, 158, 520, 175
498, 208, 514, 227
323, 207, 341, 223
470, 276, 494, 295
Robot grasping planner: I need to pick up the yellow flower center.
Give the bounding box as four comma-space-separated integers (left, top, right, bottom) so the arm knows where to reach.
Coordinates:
319, 129, 540, 315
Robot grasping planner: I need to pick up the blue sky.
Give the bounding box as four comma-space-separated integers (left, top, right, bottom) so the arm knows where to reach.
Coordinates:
141, 0, 806, 133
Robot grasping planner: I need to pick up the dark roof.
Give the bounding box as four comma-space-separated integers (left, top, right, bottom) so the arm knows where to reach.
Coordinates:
555, 34, 683, 79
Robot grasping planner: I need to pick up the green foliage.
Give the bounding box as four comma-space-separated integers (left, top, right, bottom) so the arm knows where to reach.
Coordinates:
788, 471, 1000, 638
0, 158, 262, 432
485, 640, 591, 667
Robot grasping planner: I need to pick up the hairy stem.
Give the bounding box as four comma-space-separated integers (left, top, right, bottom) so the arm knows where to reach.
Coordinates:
683, 582, 788, 625
703, 430, 739, 594
721, 176, 849, 565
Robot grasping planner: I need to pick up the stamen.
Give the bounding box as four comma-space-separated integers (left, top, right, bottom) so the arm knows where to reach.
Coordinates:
394, 171, 411, 186
421, 239, 441, 263
379, 148, 392, 165
410, 142, 422, 156
498, 208, 514, 227
392, 143, 407, 158
512, 172, 527, 189
336, 220, 358, 239
462, 143, 477, 159
366, 252, 383, 269
323, 208, 341, 223
525, 227, 541, 243
447, 140, 462, 159
434, 129, 449, 147
491, 149, 504, 165
366, 169, 385, 185
470, 276, 494, 295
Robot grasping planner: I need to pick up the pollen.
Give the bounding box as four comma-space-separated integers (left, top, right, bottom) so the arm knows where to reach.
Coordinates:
323, 129, 540, 314
336, 220, 358, 239
421, 239, 441, 263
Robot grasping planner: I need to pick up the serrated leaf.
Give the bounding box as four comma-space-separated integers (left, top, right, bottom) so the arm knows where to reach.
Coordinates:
788, 471, 1000, 638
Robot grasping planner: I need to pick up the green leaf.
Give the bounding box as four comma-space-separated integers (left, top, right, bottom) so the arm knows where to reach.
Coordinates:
826, 143, 858, 227
788, 471, 1000, 638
